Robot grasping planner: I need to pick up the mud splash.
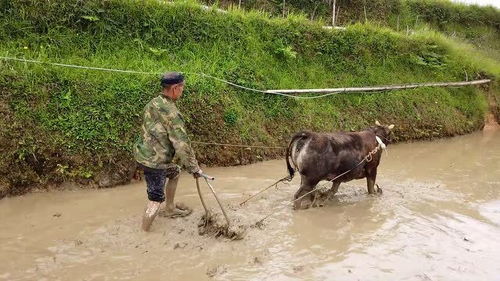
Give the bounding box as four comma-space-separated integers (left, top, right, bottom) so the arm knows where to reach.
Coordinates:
0, 131, 499, 280
197, 211, 247, 240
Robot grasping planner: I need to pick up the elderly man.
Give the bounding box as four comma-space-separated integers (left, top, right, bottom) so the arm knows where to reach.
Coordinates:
134, 72, 203, 231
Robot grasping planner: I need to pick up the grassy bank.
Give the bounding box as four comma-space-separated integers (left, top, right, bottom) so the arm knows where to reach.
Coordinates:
0, 0, 497, 197
203, 0, 500, 61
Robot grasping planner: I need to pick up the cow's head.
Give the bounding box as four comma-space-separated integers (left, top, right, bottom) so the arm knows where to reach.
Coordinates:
373, 120, 395, 143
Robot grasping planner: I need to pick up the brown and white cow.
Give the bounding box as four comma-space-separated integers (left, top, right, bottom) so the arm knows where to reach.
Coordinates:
286, 121, 394, 209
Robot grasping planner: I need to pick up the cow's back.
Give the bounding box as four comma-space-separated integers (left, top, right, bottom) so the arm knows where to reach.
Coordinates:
292, 130, 377, 181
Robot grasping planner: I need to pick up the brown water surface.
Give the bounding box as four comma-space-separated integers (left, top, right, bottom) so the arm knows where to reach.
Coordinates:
1, 131, 499, 280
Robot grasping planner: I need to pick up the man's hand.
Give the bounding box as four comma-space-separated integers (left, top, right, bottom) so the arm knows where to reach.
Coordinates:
193, 170, 215, 180
193, 169, 203, 178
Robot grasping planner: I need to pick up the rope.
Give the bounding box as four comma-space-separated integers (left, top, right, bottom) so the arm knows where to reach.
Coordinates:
0, 56, 157, 75
0, 56, 491, 100
188, 72, 305, 99
238, 175, 291, 206
0, 56, 303, 99
191, 140, 285, 149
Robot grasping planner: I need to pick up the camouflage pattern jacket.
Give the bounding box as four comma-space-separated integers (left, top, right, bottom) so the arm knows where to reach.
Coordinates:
134, 95, 200, 173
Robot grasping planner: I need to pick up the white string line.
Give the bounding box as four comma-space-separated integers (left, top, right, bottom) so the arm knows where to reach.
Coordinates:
0, 56, 491, 100
0, 56, 157, 75
0, 56, 306, 98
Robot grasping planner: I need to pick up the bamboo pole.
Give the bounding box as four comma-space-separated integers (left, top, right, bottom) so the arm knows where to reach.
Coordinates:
204, 178, 231, 227
265, 79, 491, 95
196, 178, 209, 216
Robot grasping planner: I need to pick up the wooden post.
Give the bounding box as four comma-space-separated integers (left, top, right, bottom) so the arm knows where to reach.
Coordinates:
282, 0, 286, 17
364, 4, 368, 23
332, 0, 336, 26
336, 4, 341, 26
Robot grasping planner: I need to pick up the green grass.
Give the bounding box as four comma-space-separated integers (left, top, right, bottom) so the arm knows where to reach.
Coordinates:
0, 0, 496, 196
203, 0, 500, 62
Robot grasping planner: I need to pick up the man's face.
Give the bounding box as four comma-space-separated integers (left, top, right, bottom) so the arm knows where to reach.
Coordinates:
169, 82, 185, 100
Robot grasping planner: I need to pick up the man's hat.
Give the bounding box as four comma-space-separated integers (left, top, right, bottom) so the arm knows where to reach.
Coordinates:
161, 72, 184, 87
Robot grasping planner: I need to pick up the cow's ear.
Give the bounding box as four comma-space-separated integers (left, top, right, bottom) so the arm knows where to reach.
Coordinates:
388, 124, 395, 130
375, 120, 381, 126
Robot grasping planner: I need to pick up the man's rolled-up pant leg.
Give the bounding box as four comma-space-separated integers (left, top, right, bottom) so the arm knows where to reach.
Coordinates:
142, 165, 168, 202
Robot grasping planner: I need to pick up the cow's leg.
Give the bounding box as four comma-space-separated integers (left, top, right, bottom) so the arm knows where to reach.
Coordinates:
328, 181, 341, 198
366, 168, 377, 195
293, 176, 317, 210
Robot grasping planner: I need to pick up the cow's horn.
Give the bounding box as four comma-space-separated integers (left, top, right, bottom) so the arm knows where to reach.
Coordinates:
375, 120, 381, 126
388, 124, 395, 130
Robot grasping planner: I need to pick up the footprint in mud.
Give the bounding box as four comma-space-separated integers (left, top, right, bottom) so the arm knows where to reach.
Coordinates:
206, 264, 227, 278
250, 256, 263, 265
173, 242, 188, 249
293, 265, 305, 273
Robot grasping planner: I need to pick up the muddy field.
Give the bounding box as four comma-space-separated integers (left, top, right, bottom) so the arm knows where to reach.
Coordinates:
0, 131, 499, 280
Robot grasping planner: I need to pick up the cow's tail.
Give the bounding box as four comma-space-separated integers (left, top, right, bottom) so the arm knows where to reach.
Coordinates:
285, 131, 310, 181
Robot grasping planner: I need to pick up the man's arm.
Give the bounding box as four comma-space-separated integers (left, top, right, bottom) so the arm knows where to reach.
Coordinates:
164, 112, 201, 174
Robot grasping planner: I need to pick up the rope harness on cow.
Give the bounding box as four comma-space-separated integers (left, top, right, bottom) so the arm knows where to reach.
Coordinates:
364, 142, 382, 163
238, 176, 292, 206
252, 141, 385, 226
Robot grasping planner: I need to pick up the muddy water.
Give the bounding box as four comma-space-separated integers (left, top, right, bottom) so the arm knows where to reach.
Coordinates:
1, 131, 499, 281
